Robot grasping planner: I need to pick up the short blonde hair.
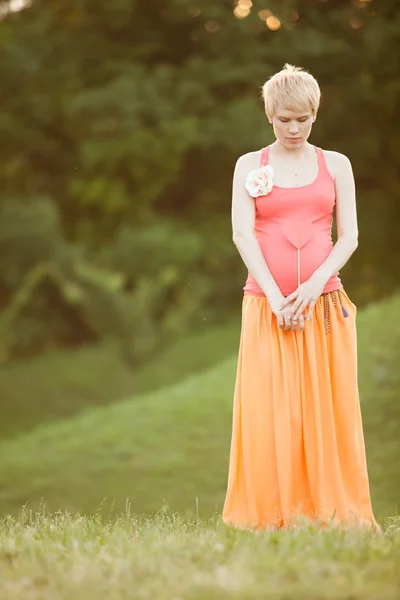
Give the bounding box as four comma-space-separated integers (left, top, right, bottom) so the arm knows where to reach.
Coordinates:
261, 63, 321, 118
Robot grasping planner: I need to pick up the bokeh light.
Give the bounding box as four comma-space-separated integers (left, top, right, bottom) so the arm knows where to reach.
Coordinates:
266, 15, 281, 30
234, 5, 251, 19
258, 9, 272, 20
205, 20, 220, 33
349, 16, 364, 28
187, 6, 201, 18
238, 0, 253, 7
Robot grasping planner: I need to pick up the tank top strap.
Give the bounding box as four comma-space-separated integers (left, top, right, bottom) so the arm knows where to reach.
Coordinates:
314, 146, 333, 181
260, 146, 269, 167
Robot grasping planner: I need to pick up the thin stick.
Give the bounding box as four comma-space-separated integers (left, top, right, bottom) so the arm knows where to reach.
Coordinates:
298, 248, 300, 287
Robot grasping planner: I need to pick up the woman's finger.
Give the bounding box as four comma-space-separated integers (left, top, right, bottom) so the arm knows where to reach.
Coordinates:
279, 293, 297, 309
289, 297, 304, 316
293, 299, 309, 320
283, 313, 292, 330
292, 312, 304, 331
306, 301, 316, 321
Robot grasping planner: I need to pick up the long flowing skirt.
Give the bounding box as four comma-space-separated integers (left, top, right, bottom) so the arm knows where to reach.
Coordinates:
222, 289, 381, 533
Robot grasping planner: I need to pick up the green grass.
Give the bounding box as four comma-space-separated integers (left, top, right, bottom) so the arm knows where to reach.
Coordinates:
0, 508, 399, 599
0, 294, 399, 523
0, 317, 240, 439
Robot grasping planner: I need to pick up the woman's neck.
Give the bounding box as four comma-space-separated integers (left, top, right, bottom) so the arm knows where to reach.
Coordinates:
270, 140, 313, 159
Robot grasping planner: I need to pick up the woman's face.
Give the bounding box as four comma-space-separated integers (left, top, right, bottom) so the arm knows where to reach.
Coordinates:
269, 106, 315, 149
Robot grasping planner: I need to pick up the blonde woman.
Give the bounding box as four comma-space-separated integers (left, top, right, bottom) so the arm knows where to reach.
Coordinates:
222, 64, 381, 533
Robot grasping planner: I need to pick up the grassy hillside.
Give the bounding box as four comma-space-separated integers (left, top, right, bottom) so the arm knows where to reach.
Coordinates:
0, 293, 399, 523
0, 317, 240, 439
1, 510, 399, 599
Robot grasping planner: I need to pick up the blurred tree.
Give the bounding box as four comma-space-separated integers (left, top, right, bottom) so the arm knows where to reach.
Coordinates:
0, 0, 398, 360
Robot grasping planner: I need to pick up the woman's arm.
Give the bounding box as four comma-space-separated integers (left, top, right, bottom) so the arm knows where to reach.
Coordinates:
311, 151, 359, 285
231, 152, 284, 308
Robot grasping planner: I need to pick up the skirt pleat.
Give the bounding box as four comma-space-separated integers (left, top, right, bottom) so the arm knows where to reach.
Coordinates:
222, 289, 381, 532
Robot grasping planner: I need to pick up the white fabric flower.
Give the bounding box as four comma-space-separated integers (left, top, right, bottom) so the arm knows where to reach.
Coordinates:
244, 165, 274, 198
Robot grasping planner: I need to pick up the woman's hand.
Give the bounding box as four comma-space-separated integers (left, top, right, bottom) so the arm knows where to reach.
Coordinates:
269, 293, 306, 332
279, 274, 326, 323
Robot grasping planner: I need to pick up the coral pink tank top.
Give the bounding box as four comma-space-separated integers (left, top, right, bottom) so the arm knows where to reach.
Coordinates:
243, 145, 343, 297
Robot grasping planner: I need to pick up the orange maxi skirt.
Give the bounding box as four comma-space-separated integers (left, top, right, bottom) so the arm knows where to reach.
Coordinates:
222, 289, 381, 533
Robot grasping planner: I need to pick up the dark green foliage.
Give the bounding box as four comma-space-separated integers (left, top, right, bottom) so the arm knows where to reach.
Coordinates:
0, 0, 399, 361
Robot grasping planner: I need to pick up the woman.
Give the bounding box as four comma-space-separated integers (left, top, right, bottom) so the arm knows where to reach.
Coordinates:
222, 64, 381, 533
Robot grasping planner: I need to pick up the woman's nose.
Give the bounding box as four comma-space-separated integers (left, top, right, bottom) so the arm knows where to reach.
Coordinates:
289, 123, 299, 133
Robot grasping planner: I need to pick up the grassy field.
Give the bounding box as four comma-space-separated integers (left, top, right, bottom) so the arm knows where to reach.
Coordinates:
0, 293, 399, 599
0, 508, 399, 599
0, 293, 399, 523
0, 317, 240, 439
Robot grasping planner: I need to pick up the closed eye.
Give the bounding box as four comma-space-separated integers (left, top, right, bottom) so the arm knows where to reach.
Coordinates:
279, 116, 309, 122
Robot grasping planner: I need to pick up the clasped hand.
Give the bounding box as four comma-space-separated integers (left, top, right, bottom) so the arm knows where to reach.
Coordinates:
271, 275, 326, 331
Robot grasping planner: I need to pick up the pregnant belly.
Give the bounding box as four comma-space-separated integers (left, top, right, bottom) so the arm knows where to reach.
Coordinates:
258, 231, 335, 296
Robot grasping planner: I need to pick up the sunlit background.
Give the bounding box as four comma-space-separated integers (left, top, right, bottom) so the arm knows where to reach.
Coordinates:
0, 0, 398, 523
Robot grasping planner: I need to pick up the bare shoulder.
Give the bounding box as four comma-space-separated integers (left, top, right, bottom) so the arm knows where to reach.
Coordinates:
234, 150, 261, 173
321, 149, 353, 180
